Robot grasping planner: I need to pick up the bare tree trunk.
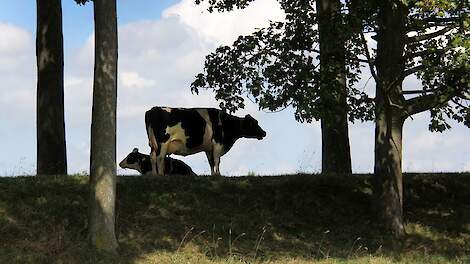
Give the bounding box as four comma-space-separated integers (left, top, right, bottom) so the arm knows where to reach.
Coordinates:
373, 0, 408, 237
374, 104, 405, 237
36, 0, 67, 175
316, 0, 352, 175
88, 0, 119, 254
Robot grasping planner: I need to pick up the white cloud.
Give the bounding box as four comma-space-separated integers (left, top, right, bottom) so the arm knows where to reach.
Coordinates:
120, 71, 156, 88
464, 163, 470, 172
76, 35, 94, 68
0, 23, 32, 55
349, 122, 375, 173
163, 0, 285, 45
0, 23, 35, 120
64, 76, 84, 87
403, 113, 470, 172
117, 17, 212, 78
0, 23, 34, 73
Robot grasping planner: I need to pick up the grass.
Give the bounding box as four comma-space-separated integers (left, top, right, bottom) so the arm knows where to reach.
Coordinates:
0, 173, 469, 263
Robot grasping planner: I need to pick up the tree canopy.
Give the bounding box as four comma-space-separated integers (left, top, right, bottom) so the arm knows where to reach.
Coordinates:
192, 0, 469, 130
191, 0, 373, 123
192, 0, 470, 236
74, 0, 89, 4
400, 0, 470, 131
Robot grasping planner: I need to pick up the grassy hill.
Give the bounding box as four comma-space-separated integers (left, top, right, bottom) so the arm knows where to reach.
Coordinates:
0, 173, 469, 263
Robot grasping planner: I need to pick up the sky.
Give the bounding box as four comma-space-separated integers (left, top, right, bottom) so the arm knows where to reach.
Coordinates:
0, 0, 468, 176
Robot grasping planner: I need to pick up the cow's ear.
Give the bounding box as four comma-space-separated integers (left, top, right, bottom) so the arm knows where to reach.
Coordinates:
245, 114, 252, 119
133, 148, 139, 153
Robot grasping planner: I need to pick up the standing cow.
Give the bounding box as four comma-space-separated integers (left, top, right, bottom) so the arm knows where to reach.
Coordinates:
145, 107, 266, 176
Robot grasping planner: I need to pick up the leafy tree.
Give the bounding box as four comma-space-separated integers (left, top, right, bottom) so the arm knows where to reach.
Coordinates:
36, 0, 67, 175
191, 0, 371, 174
363, 0, 470, 236
316, 0, 352, 174
192, 0, 470, 237
75, 0, 119, 253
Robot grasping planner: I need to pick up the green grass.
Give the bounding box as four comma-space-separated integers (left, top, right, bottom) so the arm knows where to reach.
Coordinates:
0, 173, 469, 263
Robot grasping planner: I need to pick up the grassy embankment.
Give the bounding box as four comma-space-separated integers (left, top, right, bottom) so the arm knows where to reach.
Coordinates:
0, 173, 469, 263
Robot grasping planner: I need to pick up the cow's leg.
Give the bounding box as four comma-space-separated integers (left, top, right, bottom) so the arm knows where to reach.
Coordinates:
157, 143, 168, 176
147, 125, 159, 176
213, 155, 221, 176
205, 151, 215, 176
150, 148, 158, 176
212, 144, 223, 176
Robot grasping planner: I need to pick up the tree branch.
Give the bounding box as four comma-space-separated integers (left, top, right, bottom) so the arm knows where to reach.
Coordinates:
402, 87, 445, 95
458, 92, 470, 100
452, 98, 467, 109
404, 47, 449, 59
360, 32, 378, 81
407, 17, 462, 31
403, 64, 426, 77
402, 89, 428, 95
351, 56, 370, 63
345, 55, 370, 64
420, 16, 463, 24
406, 25, 457, 43
405, 92, 454, 116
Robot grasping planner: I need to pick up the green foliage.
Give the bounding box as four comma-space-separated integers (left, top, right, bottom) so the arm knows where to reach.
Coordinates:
404, 0, 470, 130
192, 0, 373, 123
195, 0, 257, 12
74, 0, 90, 5
0, 174, 469, 263
193, 0, 470, 131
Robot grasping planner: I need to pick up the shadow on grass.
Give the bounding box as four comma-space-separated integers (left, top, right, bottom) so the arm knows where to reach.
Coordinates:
404, 173, 470, 234
0, 173, 469, 263
116, 175, 374, 261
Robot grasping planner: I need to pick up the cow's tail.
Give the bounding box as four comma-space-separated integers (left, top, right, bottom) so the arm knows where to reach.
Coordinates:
145, 110, 159, 154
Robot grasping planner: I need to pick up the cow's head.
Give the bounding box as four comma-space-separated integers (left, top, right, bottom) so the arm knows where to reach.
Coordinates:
119, 148, 146, 173
243, 114, 266, 140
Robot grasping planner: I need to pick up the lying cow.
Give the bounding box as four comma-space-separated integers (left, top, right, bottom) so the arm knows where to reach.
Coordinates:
145, 107, 266, 176
119, 148, 196, 176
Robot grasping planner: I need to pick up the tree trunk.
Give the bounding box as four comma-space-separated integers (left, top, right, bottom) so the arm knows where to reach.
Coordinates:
36, 0, 67, 175
88, 0, 119, 254
373, 0, 408, 237
321, 116, 351, 175
316, 0, 352, 175
374, 105, 405, 237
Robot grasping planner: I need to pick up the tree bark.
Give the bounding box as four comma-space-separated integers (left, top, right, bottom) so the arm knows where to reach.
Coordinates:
36, 0, 67, 175
374, 0, 408, 237
88, 0, 119, 254
374, 105, 405, 237
316, 0, 352, 175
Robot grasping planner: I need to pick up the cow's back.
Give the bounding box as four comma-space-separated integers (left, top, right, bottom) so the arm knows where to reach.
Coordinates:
145, 107, 214, 154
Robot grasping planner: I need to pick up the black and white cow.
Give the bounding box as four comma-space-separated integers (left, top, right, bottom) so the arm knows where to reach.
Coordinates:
119, 148, 196, 176
145, 107, 266, 176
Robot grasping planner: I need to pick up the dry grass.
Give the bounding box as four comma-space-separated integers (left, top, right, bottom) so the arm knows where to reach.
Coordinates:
0, 173, 469, 263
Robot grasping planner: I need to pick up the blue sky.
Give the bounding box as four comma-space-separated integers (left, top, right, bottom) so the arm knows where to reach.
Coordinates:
0, 1, 176, 48
0, 0, 469, 176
